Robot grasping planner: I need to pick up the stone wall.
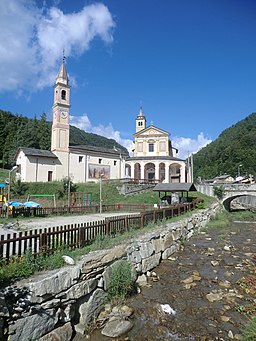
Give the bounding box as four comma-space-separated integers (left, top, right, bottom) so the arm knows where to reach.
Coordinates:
0, 203, 220, 341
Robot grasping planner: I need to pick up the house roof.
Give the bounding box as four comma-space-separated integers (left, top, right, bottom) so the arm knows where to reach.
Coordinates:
17, 147, 58, 159
153, 183, 197, 192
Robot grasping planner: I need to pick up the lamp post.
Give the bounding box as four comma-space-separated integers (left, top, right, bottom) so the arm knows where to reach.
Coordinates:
99, 171, 104, 214
7, 165, 19, 218
237, 164, 243, 178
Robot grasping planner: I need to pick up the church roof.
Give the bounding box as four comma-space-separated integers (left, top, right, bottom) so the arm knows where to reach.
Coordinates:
134, 124, 170, 137
56, 62, 69, 85
70, 144, 128, 157
17, 147, 58, 158
126, 155, 185, 161
153, 183, 197, 192
136, 106, 145, 118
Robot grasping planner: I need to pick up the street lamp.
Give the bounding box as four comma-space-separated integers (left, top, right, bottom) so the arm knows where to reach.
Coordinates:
99, 171, 104, 214
237, 164, 243, 177
7, 165, 19, 218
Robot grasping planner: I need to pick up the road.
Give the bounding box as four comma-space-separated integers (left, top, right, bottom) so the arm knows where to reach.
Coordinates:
0, 212, 137, 237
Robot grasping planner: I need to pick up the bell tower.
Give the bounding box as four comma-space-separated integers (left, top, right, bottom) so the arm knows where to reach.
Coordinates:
136, 106, 146, 133
51, 59, 70, 152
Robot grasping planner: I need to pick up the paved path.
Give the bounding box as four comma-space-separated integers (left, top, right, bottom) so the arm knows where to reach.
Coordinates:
0, 212, 137, 237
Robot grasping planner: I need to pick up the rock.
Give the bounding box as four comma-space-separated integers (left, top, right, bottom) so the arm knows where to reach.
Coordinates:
78, 288, 107, 326
101, 317, 133, 338
234, 334, 242, 340
39, 322, 73, 341
184, 282, 197, 289
9, 308, 58, 341
206, 292, 223, 302
62, 255, 75, 265
160, 304, 176, 315
24, 266, 81, 302
141, 253, 161, 273
218, 280, 231, 288
228, 330, 234, 339
211, 261, 219, 267
181, 276, 194, 284
224, 245, 231, 251
136, 274, 148, 287
220, 316, 231, 322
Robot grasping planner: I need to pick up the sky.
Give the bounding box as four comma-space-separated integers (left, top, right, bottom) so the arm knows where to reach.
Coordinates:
1, 0, 256, 159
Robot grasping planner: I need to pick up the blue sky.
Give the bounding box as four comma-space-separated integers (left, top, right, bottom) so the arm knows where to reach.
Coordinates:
1, 0, 256, 158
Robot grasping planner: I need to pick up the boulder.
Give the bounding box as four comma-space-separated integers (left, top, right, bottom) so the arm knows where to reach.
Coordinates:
78, 288, 107, 326
141, 253, 161, 273
9, 308, 58, 341
101, 317, 133, 338
39, 322, 73, 341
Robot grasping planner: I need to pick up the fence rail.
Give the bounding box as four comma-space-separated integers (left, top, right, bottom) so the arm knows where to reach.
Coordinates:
0, 200, 202, 262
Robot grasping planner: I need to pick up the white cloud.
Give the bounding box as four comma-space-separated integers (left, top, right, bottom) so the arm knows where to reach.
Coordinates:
70, 114, 134, 153
172, 132, 212, 159
0, 0, 115, 92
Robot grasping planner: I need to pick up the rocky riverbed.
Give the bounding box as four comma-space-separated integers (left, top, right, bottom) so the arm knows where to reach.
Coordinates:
87, 220, 256, 340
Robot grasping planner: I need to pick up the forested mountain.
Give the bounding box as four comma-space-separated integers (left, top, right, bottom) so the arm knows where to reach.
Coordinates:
193, 112, 256, 180
0, 110, 128, 167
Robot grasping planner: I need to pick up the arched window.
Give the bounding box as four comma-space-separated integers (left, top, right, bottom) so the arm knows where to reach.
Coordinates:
61, 90, 66, 100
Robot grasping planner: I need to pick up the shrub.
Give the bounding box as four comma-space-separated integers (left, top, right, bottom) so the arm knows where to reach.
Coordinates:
213, 186, 225, 200
107, 260, 134, 302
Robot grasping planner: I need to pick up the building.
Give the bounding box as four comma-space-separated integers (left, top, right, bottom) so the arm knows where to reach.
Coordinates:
15, 60, 189, 184
125, 107, 189, 183
16, 61, 126, 183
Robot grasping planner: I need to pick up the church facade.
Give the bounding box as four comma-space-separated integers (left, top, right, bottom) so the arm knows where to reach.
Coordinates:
125, 107, 189, 183
15, 61, 189, 184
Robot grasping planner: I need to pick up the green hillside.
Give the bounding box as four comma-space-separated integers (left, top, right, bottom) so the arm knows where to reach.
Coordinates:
193, 112, 256, 180
0, 109, 128, 167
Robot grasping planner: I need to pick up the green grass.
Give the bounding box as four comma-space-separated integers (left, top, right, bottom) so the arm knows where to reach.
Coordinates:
241, 315, 256, 341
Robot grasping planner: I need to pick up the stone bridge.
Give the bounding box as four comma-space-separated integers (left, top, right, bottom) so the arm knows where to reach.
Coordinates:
196, 183, 256, 211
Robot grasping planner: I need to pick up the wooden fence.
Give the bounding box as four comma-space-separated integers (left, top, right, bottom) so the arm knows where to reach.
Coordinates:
0, 203, 152, 219
0, 200, 202, 262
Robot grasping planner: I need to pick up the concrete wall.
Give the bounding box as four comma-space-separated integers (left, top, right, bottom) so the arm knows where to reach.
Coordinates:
0, 203, 220, 341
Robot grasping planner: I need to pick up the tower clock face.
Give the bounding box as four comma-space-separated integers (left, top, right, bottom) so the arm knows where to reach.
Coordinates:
61, 111, 67, 118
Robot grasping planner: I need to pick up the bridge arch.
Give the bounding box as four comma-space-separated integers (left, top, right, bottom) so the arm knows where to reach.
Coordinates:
222, 194, 256, 211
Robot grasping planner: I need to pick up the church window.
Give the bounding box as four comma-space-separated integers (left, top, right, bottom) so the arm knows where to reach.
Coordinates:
114, 160, 117, 166
61, 90, 66, 100
99, 158, 102, 164
138, 121, 143, 126
148, 143, 154, 152
79, 156, 83, 163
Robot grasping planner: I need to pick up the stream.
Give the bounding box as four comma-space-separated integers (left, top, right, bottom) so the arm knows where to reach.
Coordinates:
83, 220, 256, 340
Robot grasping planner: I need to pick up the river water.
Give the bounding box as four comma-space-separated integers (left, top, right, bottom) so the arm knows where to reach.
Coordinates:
84, 220, 256, 340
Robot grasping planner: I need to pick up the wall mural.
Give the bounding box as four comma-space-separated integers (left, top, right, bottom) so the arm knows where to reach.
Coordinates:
88, 164, 110, 179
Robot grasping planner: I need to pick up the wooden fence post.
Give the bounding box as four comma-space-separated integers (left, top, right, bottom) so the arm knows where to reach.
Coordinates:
106, 219, 110, 235
140, 213, 145, 227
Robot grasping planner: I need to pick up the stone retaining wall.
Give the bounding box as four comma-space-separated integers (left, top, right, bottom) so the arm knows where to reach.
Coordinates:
0, 203, 220, 341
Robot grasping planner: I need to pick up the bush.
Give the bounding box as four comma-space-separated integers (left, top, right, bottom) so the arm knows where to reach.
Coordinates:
213, 186, 225, 200
107, 260, 134, 302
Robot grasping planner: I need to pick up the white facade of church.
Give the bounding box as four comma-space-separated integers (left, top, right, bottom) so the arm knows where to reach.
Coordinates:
125, 107, 190, 183
15, 61, 189, 184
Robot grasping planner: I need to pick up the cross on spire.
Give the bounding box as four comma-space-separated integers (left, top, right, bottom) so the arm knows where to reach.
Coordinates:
62, 48, 66, 64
